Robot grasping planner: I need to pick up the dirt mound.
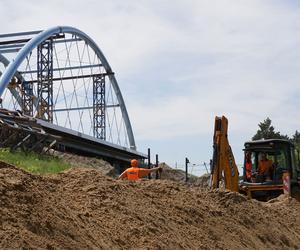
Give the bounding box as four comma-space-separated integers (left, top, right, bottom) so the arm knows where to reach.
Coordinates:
159, 162, 187, 182
159, 162, 210, 188
1, 164, 300, 249
54, 151, 116, 177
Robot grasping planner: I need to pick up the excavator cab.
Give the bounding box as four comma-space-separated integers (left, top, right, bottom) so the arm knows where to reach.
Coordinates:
243, 139, 295, 183
240, 139, 300, 200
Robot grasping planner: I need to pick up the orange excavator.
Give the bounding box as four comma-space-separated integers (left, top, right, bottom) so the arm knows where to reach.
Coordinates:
211, 116, 300, 201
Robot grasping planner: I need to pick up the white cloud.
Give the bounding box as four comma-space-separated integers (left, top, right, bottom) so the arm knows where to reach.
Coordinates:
1, 0, 300, 166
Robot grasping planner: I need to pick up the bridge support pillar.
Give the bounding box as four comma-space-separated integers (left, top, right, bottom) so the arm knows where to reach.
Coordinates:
22, 80, 34, 116
93, 74, 106, 140
37, 38, 53, 122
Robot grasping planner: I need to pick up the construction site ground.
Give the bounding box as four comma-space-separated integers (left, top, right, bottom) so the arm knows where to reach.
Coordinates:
1, 156, 300, 249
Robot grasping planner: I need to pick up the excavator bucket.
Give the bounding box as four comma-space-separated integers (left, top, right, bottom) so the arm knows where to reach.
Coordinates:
211, 116, 239, 192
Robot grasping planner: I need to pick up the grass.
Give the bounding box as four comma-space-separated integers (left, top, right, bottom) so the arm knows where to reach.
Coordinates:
0, 148, 71, 174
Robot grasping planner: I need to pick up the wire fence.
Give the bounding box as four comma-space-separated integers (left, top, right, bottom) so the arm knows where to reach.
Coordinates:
173, 162, 244, 177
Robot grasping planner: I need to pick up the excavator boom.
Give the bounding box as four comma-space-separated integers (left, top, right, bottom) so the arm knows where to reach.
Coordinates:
211, 116, 239, 192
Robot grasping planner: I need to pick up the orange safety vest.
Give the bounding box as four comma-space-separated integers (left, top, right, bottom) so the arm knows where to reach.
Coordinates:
258, 160, 273, 175
126, 167, 139, 180
245, 162, 252, 179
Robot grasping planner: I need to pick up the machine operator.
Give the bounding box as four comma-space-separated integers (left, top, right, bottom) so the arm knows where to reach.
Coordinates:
257, 153, 273, 181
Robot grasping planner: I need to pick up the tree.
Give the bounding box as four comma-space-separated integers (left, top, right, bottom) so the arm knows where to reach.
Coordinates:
291, 130, 300, 149
252, 118, 289, 141
291, 130, 300, 143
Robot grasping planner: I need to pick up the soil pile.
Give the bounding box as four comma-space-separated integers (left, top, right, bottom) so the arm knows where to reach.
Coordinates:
159, 162, 210, 187
53, 151, 116, 177
1, 163, 300, 249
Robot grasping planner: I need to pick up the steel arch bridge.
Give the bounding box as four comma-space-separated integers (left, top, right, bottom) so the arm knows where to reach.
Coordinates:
0, 26, 142, 160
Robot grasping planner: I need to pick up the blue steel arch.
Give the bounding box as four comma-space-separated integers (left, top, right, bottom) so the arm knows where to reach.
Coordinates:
0, 53, 25, 106
0, 26, 136, 149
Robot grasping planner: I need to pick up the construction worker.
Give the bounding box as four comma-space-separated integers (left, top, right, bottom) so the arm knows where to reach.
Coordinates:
245, 151, 252, 182
257, 153, 273, 181
118, 159, 162, 180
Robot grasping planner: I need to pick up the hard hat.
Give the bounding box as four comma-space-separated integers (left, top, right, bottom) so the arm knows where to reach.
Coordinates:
131, 159, 138, 168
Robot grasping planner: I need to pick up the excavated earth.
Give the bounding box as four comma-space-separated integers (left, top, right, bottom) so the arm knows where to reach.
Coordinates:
1, 162, 300, 250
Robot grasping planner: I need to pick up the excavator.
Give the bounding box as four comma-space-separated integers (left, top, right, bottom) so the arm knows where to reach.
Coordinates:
211, 116, 300, 201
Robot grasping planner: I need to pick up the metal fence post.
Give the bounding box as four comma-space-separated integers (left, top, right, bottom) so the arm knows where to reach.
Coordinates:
148, 148, 151, 179
185, 157, 190, 182
155, 154, 159, 179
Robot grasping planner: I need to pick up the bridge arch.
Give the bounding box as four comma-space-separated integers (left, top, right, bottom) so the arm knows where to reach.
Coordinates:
0, 26, 136, 149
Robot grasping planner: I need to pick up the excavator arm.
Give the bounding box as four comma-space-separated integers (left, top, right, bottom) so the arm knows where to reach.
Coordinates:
211, 116, 239, 192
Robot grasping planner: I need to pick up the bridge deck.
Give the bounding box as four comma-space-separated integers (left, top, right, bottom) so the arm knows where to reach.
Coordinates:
0, 109, 146, 164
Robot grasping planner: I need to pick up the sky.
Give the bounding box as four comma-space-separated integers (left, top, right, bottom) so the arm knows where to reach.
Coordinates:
1, 0, 300, 175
